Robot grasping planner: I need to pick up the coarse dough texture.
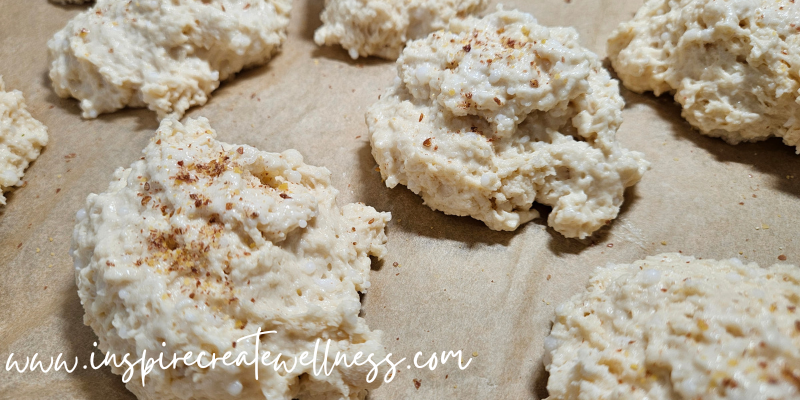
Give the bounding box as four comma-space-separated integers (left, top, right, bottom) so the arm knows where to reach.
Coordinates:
71, 117, 391, 399
48, 0, 291, 120
314, 0, 487, 60
0, 77, 48, 205
544, 253, 800, 400
608, 0, 800, 153
367, 9, 649, 238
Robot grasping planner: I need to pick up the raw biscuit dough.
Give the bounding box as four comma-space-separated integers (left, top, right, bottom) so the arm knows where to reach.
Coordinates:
608, 0, 800, 153
314, 0, 487, 60
545, 253, 800, 400
71, 117, 391, 399
0, 77, 48, 205
367, 9, 648, 238
48, 0, 291, 119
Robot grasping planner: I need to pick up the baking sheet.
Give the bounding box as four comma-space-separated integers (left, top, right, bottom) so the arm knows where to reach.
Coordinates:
0, 0, 798, 398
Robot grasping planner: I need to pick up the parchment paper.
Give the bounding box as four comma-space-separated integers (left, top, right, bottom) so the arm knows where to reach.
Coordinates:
0, 0, 798, 398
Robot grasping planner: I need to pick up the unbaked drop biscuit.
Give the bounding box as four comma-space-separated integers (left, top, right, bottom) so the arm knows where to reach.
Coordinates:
72, 117, 390, 399
48, 0, 291, 119
367, 9, 648, 238
314, 0, 487, 60
608, 0, 800, 152
0, 77, 48, 205
545, 253, 800, 400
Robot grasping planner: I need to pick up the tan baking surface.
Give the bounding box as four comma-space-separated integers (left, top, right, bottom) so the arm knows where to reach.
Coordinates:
0, 0, 797, 398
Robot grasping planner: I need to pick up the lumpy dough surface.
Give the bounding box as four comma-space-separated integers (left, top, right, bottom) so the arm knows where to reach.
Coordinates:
608, 0, 800, 152
48, 0, 291, 119
368, 8, 648, 238
0, 77, 48, 205
72, 117, 390, 399
314, 0, 487, 60
545, 253, 800, 400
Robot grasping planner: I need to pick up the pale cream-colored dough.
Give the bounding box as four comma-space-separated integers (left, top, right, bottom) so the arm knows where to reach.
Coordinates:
314, 0, 487, 60
48, 0, 291, 119
608, 0, 800, 153
545, 253, 800, 400
72, 117, 390, 399
368, 9, 648, 238
0, 77, 48, 205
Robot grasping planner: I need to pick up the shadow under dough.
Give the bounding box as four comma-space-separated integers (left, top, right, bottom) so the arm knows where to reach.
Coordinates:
301, 0, 325, 43
544, 185, 641, 256
42, 69, 82, 119
356, 143, 562, 248
607, 59, 800, 199
42, 69, 160, 133
46, 0, 92, 10
310, 45, 396, 67
529, 356, 551, 400
61, 285, 135, 400
303, 0, 395, 66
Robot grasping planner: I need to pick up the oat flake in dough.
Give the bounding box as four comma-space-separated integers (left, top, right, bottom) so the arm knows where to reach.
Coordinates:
545, 253, 800, 400
48, 0, 291, 119
608, 0, 800, 153
0, 77, 48, 205
314, 0, 487, 60
71, 117, 390, 399
367, 9, 648, 238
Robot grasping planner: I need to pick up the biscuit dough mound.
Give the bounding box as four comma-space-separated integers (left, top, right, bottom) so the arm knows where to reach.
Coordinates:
367, 9, 648, 238
48, 0, 291, 119
314, 0, 487, 60
71, 117, 390, 399
0, 77, 48, 205
608, 0, 800, 153
545, 253, 800, 400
